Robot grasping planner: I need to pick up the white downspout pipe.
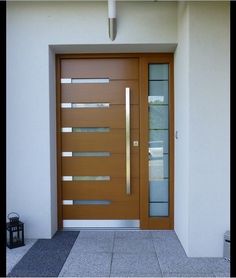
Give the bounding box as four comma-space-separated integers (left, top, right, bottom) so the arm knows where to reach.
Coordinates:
108, 0, 116, 41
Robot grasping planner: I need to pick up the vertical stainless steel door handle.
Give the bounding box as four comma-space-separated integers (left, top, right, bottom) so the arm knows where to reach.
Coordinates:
125, 88, 131, 195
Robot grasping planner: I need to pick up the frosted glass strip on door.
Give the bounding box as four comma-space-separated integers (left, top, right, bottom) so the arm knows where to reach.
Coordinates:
62, 152, 110, 157
63, 200, 111, 205
61, 127, 110, 133
62, 176, 110, 181
61, 103, 110, 109
148, 64, 169, 217
61, 78, 110, 84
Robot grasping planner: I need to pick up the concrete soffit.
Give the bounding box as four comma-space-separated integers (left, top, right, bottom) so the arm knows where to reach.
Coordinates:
49, 44, 177, 54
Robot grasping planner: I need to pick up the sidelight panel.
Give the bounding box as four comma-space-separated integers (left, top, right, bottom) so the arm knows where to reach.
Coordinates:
148, 64, 169, 217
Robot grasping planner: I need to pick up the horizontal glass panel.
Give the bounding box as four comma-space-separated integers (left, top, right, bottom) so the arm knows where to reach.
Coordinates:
61, 127, 110, 133
149, 180, 169, 202
75, 176, 110, 181
72, 78, 110, 84
72, 127, 110, 133
149, 64, 169, 80
61, 78, 110, 84
149, 141, 163, 158
62, 152, 110, 157
62, 176, 110, 181
149, 105, 168, 129
149, 154, 168, 180
149, 81, 168, 104
149, 130, 168, 154
61, 103, 110, 109
149, 202, 169, 217
73, 200, 111, 205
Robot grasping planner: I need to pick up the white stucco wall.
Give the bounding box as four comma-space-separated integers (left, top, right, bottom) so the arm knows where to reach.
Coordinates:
174, 1, 190, 254
187, 2, 230, 257
6, 0, 177, 239
7, 1, 230, 257
174, 1, 230, 257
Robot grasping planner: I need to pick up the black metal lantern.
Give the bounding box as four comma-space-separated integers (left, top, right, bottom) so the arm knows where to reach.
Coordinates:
6, 212, 25, 249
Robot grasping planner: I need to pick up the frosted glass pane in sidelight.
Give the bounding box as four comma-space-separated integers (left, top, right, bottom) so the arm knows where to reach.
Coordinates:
149, 203, 169, 217
149, 130, 168, 154
149, 81, 168, 104
149, 64, 169, 80
149, 180, 169, 202
149, 105, 168, 130
149, 154, 168, 180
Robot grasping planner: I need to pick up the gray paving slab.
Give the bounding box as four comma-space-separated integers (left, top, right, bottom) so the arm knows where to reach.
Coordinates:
110, 252, 162, 277
6, 230, 231, 278
59, 252, 112, 277
187, 258, 230, 274
113, 238, 156, 253
158, 257, 230, 276
115, 231, 152, 239
152, 231, 179, 240
70, 237, 114, 253
213, 272, 230, 277
162, 272, 215, 277
78, 230, 115, 240
153, 238, 187, 258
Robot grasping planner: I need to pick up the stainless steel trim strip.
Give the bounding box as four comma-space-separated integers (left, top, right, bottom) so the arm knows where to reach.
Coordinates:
61, 127, 72, 133
61, 78, 110, 84
62, 176, 73, 181
125, 87, 131, 195
62, 152, 72, 157
61, 78, 72, 84
63, 200, 73, 205
63, 220, 140, 228
61, 103, 72, 108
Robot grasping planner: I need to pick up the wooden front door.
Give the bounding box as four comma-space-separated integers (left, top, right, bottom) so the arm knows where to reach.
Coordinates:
57, 54, 174, 230
57, 58, 140, 228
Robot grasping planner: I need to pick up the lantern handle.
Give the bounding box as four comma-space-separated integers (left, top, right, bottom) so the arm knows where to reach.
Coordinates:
7, 212, 20, 220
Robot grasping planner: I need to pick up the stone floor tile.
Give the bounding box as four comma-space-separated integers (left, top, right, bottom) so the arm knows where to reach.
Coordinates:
59, 252, 112, 277
115, 231, 152, 239
213, 272, 230, 277
158, 257, 230, 276
78, 230, 115, 240
158, 257, 197, 274
70, 238, 114, 253
187, 258, 230, 274
113, 238, 155, 253
152, 231, 178, 240
162, 272, 215, 277
153, 238, 187, 258
110, 252, 162, 277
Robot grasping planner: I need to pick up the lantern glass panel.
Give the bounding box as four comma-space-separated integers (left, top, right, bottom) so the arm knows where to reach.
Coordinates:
6, 222, 25, 249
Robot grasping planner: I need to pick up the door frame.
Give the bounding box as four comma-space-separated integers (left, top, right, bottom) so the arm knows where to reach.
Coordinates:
56, 53, 174, 230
